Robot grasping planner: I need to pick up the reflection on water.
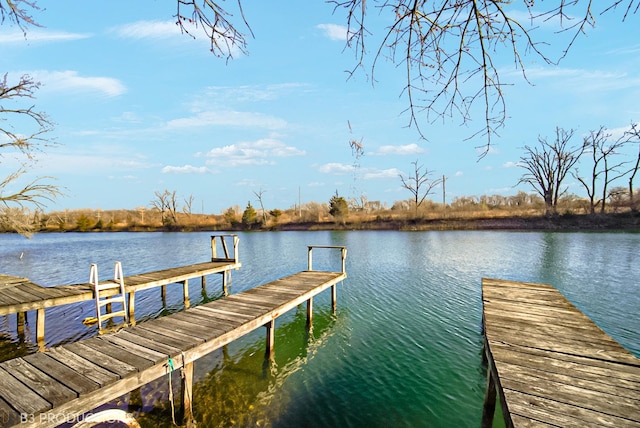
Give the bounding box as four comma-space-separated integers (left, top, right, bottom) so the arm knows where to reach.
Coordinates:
0, 230, 639, 427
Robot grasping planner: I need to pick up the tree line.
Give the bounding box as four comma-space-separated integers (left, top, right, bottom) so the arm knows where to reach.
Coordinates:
2, 1, 639, 234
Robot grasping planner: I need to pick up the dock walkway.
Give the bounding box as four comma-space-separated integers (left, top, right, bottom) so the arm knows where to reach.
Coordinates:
481, 278, 640, 427
0, 245, 347, 428
0, 235, 241, 345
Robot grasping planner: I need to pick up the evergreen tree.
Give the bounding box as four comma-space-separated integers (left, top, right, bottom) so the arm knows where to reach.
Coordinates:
242, 201, 257, 229
329, 192, 348, 223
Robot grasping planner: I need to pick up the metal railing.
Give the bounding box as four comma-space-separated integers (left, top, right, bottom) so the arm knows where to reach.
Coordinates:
307, 245, 347, 273
211, 234, 240, 262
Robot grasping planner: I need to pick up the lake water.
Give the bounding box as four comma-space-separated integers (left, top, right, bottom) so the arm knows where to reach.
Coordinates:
1, 231, 639, 427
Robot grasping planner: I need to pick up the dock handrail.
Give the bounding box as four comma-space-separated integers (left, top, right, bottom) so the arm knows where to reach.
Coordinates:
307, 245, 347, 274
211, 234, 240, 263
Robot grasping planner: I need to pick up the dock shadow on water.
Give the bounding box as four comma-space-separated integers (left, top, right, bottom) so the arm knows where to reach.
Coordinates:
90, 307, 339, 428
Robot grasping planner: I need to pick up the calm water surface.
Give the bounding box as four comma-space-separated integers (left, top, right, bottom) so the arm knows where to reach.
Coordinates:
0, 231, 638, 427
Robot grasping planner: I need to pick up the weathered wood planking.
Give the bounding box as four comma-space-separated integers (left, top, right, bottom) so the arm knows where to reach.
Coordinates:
0, 269, 346, 428
0, 260, 241, 317
481, 277, 640, 428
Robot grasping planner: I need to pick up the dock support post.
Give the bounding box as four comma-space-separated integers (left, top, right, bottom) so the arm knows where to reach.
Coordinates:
306, 297, 313, 326
16, 312, 26, 337
181, 361, 195, 427
221, 271, 229, 296
183, 279, 190, 309
36, 309, 45, 350
201, 275, 206, 292
128, 292, 136, 325
265, 319, 275, 358
331, 284, 337, 312
481, 355, 497, 428
161, 285, 167, 305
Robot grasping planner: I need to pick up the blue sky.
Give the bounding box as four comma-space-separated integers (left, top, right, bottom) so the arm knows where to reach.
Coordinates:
2, 1, 639, 214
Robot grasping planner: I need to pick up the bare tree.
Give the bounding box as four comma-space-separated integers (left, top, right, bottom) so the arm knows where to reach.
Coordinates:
330, 1, 640, 151
573, 127, 630, 214
399, 160, 443, 217
183, 194, 194, 217
150, 189, 178, 226
625, 123, 640, 209
1, 74, 61, 233
518, 127, 585, 215
253, 188, 267, 225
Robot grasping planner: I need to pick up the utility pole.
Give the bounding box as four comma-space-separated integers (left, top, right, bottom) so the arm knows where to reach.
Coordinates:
442, 175, 447, 217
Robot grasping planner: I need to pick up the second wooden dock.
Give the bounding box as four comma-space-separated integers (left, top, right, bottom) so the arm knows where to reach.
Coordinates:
481, 277, 640, 427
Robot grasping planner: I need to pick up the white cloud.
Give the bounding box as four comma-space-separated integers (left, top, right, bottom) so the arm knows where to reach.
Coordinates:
203, 139, 305, 167
167, 110, 287, 130
111, 20, 182, 40
375, 143, 425, 155
502, 161, 520, 168
0, 29, 90, 44
31, 70, 126, 97
318, 162, 353, 174
316, 24, 348, 41
162, 165, 209, 174
363, 168, 402, 179
111, 20, 243, 57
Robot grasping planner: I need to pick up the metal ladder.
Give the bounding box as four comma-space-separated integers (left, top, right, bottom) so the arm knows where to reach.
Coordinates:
90, 261, 128, 333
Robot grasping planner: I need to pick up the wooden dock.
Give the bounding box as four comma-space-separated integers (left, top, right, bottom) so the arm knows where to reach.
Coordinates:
481, 278, 640, 427
0, 245, 347, 428
0, 235, 241, 346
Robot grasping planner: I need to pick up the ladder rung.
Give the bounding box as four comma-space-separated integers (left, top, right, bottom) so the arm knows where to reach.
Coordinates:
98, 297, 126, 306
98, 311, 127, 320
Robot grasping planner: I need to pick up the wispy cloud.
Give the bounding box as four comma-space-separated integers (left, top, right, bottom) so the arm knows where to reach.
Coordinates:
197, 83, 312, 105
317, 24, 348, 41
31, 70, 126, 97
374, 143, 425, 156
111, 20, 242, 56
0, 29, 90, 45
162, 165, 210, 174
167, 110, 287, 130
111, 20, 182, 40
203, 138, 305, 167
509, 66, 640, 93
363, 168, 402, 179
318, 162, 353, 174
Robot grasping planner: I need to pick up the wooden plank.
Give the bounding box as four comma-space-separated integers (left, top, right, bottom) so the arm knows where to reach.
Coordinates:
22, 352, 99, 396
64, 342, 137, 378
99, 334, 170, 363
81, 338, 156, 371
190, 306, 249, 326
149, 316, 218, 341
108, 330, 183, 357
195, 304, 256, 321
0, 367, 51, 415
505, 389, 640, 428
45, 347, 120, 387
131, 324, 203, 350
223, 294, 278, 310
0, 358, 76, 407
208, 299, 266, 317
0, 396, 22, 427
499, 368, 640, 422
170, 310, 236, 334
489, 341, 640, 386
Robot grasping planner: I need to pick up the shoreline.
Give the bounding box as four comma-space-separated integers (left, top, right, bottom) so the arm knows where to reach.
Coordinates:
8, 212, 640, 234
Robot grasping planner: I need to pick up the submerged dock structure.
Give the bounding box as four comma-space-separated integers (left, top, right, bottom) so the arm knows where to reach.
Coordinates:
0, 243, 347, 428
481, 278, 640, 427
